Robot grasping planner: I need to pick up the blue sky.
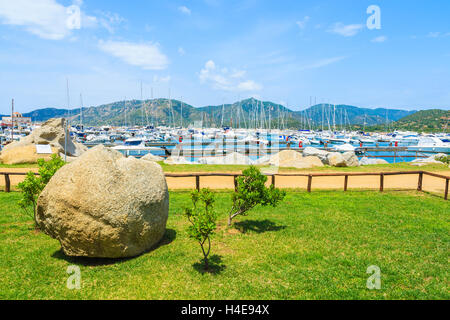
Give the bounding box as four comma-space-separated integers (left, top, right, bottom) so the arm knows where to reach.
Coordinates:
0, 0, 449, 114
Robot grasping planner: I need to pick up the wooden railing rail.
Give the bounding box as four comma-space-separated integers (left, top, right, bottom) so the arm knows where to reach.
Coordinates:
1, 171, 448, 200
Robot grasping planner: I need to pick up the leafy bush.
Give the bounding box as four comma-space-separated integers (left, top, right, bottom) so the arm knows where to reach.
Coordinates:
184, 189, 217, 270
435, 155, 450, 165
228, 166, 286, 226
18, 154, 65, 228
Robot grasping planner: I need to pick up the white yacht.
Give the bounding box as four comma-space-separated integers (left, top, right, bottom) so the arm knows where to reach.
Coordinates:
408, 137, 450, 154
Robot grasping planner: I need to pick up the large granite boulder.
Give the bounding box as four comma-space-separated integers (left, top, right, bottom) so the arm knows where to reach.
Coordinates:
199, 152, 253, 165
269, 150, 323, 168
141, 153, 164, 162
0, 118, 87, 164
0, 144, 60, 164
269, 150, 303, 166
342, 152, 360, 167
411, 153, 448, 166
360, 157, 389, 165
327, 152, 346, 167
282, 156, 324, 169
164, 156, 195, 165
36, 145, 169, 258
302, 147, 330, 164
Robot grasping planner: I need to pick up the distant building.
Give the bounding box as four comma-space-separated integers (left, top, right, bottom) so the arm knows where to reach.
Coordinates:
1, 112, 32, 127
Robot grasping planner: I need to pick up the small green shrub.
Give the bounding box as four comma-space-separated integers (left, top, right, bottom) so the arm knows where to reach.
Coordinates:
435, 155, 450, 165
18, 154, 65, 228
184, 189, 217, 270
228, 166, 286, 226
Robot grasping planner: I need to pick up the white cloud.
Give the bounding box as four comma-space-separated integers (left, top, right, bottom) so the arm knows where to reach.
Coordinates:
199, 60, 262, 92
296, 16, 310, 30
178, 6, 191, 15
299, 56, 346, 70
427, 32, 450, 38
230, 69, 246, 78
328, 23, 364, 37
0, 0, 98, 40
97, 11, 126, 34
237, 80, 262, 91
98, 40, 169, 70
371, 35, 387, 43
427, 32, 440, 38
0, 0, 122, 39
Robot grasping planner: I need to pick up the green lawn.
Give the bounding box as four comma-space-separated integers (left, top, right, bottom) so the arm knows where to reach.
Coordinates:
0, 190, 448, 300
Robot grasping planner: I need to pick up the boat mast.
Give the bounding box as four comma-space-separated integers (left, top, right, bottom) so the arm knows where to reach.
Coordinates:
140, 81, 144, 127
221, 100, 225, 128
180, 97, 183, 128
79, 93, 83, 128
11, 99, 14, 141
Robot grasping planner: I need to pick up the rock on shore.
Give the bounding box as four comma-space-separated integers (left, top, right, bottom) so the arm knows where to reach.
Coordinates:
269, 150, 324, 168
0, 118, 86, 164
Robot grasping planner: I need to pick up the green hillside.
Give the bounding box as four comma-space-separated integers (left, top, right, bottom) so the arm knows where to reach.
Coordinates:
368, 109, 449, 133
20, 98, 415, 129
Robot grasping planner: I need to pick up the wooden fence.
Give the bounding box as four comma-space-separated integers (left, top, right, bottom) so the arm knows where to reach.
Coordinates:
1, 170, 448, 200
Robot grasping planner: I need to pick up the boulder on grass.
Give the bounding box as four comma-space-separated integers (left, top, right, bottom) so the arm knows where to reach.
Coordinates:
342, 152, 360, 167
199, 152, 253, 165
359, 157, 389, 165
411, 153, 448, 165
269, 150, 323, 168
302, 147, 330, 163
281, 156, 324, 169
327, 152, 346, 167
269, 150, 303, 166
0, 118, 87, 164
164, 156, 194, 165
36, 145, 169, 258
141, 153, 164, 162
0, 144, 59, 164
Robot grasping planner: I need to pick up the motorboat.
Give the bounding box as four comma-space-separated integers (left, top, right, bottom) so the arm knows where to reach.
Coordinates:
408, 137, 450, 154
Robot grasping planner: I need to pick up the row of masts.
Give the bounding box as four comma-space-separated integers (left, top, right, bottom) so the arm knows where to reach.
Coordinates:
63, 80, 393, 132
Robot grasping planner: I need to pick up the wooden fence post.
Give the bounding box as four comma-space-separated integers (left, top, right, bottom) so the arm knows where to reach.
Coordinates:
445, 179, 449, 201
307, 175, 312, 193
344, 175, 348, 192
272, 175, 276, 187
4, 174, 10, 193
196, 175, 200, 191
379, 173, 384, 192
234, 176, 238, 192
417, 172, 423, 192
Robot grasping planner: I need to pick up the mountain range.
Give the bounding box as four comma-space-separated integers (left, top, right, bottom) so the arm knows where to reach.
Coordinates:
6, 98, 420, 129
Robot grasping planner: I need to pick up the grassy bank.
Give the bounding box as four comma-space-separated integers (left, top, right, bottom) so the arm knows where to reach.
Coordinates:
0, 190, 448, 299
0, 163, 38, 169
1, 161, 448, 173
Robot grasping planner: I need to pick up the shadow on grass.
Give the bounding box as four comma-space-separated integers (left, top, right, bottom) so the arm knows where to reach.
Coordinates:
234, 219, 286, 234
193, 254, 226, 275
51, 228, 177, 267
